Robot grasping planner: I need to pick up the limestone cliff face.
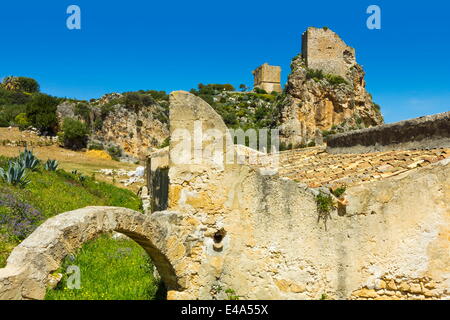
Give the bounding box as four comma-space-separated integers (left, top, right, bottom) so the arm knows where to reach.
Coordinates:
279, 28, 384, 147
57, 92, 169, 160
92, 101, 169, 160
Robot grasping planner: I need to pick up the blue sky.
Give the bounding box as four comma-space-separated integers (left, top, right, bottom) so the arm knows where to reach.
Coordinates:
0, 0, 449, 123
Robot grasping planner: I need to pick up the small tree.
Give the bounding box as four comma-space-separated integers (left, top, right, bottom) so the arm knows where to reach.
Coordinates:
2, 76, 40, 93
239, 84, 248, 92
59, 118, 89, 150
26, 93, 59, 134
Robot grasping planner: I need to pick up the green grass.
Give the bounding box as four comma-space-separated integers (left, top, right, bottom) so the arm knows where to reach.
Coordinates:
0, 154, 163, 300
45, 235, 166, 300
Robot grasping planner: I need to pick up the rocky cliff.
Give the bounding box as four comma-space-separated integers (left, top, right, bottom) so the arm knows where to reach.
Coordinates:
279, 27, 384, 148
57, 91, 170, 161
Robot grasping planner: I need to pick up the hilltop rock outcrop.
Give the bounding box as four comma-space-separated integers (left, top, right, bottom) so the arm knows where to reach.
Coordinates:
279, 27, 384, 147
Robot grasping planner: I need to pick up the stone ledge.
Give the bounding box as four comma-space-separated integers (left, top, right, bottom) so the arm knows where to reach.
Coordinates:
326, 111, 450, 154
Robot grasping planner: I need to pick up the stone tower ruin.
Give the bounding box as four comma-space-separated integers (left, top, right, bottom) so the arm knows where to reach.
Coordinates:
252, 63, 282, 93
302, 27, 357, 80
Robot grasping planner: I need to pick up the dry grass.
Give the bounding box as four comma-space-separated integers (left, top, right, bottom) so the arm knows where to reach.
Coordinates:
0, 128, 141, 191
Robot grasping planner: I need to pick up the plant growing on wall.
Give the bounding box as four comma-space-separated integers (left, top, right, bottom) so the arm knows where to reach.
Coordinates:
316, 192, 334, 230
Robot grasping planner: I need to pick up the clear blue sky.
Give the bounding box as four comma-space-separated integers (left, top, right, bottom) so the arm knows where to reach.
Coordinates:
0, 0, 449, 123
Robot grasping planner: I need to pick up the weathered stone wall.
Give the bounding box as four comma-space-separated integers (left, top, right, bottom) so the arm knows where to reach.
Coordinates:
327, 111, 450, 154
2, 92, 448, 300
252, 63, 282, 93
165, 92, 450, 300
302, 27, 356, 80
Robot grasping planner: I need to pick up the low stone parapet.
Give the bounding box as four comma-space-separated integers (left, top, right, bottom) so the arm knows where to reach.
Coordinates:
327, 111, 450, 154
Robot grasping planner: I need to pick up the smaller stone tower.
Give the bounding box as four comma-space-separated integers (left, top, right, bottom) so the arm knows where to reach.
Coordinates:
252, 63, 282, 93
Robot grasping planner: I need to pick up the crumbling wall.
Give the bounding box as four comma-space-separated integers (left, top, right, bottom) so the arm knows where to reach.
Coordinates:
327, 111, 450, 154
165, 92, 450, 300
302, 27, 356, 80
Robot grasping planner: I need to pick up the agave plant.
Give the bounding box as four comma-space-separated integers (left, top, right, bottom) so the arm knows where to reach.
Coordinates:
18, 149, 40, 171
44, 159, 59, 171
0, 161, 30, 187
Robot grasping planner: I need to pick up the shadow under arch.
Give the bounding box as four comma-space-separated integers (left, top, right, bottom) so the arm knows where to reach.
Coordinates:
0, 206, 182, 300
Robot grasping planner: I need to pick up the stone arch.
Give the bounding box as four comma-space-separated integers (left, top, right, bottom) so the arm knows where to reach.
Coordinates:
0, 206, 184, 300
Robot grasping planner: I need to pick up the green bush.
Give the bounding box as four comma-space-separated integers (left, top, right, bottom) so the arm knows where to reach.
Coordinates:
316, 192, 333, 213
74, 103, 91, 123
26, 94, 60, 134
88, 142, 104, 150
0, 104, 27, 127
332, 187, 346, 198
0, 87, 31, 105
107, 146, 122, 160
306, 69, 324, 81
254, 87, 267, 94
324, 74, 348, 86
2, 76, 40, 93
14, 113, 30, 130
60, 118, 89, 150
159, 137, 170, 148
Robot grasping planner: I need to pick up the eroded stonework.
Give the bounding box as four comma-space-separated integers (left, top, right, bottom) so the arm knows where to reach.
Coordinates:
1, 91, 449, 300
252, 63, 282, 94
302, 27, 356, 81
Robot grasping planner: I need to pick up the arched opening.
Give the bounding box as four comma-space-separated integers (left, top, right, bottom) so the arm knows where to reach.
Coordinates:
45, 233, 167, 300
0, 207, 182, 300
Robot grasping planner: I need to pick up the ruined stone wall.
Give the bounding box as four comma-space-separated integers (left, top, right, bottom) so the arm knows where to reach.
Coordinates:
327, 111, 450, 154
165, 92, 450, 300
3, 91, 448, 300
302, 27, 356, 80
252, 63, 282, 93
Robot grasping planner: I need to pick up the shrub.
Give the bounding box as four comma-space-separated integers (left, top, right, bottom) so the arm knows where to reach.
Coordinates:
107, 146, 122, 160
332, 186, 346, 198
159, 137, 170, 148
306, 69, 324, 81
316, 192, 334, 230
26, 94, 60, 134
316, 192, 334, 213
324, 74, 348, 86
60, 118, 89, 150
0, 193, 43, 240
254, 87, 267, 94
14, 113, 30, 130
0, 104, 27, 127
74, 103, 91, 123
2, 76, 40, 93
88, 142, 104, 150
0, 117, 9, 127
